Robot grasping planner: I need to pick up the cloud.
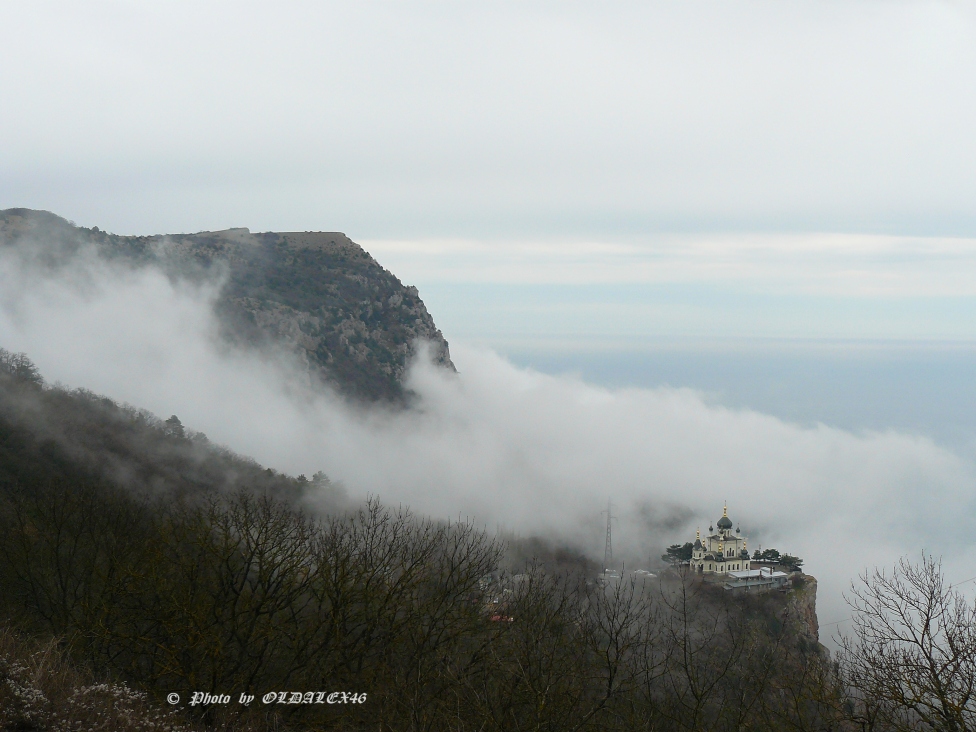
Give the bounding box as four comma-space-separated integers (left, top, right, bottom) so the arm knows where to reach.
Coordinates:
1, 240, 975, 636
359, 234, 976, 345
362, 233, 976, 295
3, 2, 976, 236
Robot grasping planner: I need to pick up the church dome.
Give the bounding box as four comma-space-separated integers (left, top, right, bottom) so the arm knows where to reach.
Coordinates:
717, 515, 732, 530
694, 538, 702, 549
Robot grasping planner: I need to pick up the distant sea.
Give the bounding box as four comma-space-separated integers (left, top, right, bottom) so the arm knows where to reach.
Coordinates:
497, 340, 976, 454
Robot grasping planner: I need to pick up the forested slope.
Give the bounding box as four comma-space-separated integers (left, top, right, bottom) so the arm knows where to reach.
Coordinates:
0, 359, 315, 507
0, 351, 848, 731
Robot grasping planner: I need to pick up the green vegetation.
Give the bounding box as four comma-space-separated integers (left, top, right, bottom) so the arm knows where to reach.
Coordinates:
662, 541, 694, 565
779, 554, 803, 571
752, 547, 803, 570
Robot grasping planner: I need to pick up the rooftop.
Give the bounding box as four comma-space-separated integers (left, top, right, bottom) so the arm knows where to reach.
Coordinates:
728, 568, 788, 580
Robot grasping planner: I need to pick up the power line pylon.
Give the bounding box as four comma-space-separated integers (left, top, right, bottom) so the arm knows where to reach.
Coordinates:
601, 498, 616, 574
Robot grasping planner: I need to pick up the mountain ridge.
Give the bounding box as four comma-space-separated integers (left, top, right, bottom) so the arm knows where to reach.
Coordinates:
0, 208, 453, 403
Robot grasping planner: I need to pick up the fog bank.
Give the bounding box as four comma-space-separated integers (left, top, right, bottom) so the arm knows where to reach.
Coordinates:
1, 243, 974, 630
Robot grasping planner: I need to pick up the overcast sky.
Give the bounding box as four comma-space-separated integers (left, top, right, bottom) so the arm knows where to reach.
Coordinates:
3, 1, 976, 239
5, 2, 976, 349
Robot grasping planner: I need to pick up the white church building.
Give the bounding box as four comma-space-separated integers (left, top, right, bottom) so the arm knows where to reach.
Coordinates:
690, 504, 750, 575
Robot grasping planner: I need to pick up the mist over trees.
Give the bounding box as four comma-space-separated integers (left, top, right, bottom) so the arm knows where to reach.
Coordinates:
0, 350, 42, 387
0, 350, 973, 731
0, 487, 839, 729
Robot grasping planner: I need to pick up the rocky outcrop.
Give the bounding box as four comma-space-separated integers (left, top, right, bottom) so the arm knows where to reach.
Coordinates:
0, 209, 453, 402
788, 574, 821, 646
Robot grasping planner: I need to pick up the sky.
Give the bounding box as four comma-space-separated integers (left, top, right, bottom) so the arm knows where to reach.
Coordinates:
3, 2, 976, 238
3, 2, 976, 346
361, 234, 976, 450
3, 1, 976, 633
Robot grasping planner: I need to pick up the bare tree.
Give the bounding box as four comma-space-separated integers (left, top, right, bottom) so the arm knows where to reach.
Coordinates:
0, 349, 43, 387
839, 554, 976, 732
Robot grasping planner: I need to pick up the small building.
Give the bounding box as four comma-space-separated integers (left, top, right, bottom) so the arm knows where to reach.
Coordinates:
690, 504, 750, 575
723, 566, 791, 592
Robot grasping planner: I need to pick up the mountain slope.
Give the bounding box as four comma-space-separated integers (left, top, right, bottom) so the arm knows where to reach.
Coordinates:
0, 208, 453, 402
0, 350, 327, 509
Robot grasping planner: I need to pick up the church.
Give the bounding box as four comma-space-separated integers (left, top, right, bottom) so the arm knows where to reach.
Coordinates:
690, 504, 749, 574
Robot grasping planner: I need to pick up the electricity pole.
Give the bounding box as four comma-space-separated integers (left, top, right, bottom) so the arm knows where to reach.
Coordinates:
602, 498, 615, 574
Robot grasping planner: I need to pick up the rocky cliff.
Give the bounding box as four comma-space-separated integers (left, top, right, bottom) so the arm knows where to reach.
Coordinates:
0, 209, 453, 402
789, 574, 821, 647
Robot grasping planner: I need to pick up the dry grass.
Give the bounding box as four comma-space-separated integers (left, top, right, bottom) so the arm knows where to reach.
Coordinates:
0, 625, 199, 732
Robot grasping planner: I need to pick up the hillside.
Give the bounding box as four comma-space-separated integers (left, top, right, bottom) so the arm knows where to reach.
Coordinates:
0, 351, 846, 731
0, 351, 333, 510
0, 208, 454, 402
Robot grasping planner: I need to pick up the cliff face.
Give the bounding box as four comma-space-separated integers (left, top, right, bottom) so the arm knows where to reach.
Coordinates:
0, 209, 453, 403
789, 574, 821, 646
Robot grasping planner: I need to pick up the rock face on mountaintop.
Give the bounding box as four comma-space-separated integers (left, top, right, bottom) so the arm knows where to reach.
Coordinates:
0, 209, 454, 402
